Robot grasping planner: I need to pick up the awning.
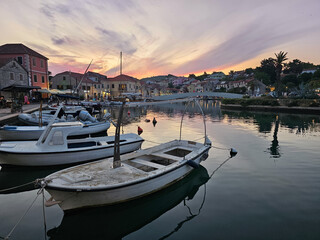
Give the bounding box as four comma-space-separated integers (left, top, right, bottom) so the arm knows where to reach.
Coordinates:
38, 89, 51, 93
49, 89, 65, 94
0, 84, 41, 92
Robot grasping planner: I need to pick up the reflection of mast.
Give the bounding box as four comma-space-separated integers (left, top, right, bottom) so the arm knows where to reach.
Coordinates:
270, 115, 280, 157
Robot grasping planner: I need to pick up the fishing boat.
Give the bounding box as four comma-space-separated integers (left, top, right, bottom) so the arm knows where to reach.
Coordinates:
0, 108, 143, 166
47, 166, 209, 239
41, 100, 211, 211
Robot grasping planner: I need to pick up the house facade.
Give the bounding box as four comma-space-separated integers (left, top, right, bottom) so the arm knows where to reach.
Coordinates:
0, 43, 49, 89
107, 74, 141, 98
51, 71, 108, 99
0, 59, 29, 98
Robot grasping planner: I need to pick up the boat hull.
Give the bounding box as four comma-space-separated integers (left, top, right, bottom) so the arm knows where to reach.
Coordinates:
46, 148, 209, 211
0, 121, 110, 141
0, 139, 143, 166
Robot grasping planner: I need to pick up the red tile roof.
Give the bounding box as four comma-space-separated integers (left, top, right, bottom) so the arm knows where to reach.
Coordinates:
0, 43, 48, 60
108, 74, 139, 82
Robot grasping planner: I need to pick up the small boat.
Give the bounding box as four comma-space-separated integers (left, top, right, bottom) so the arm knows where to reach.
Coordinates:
41, 100, 211, 211
0, 120, 110, 141
47, 166, 209, 239
18, 108, 96, 126
0, 109, 143, 166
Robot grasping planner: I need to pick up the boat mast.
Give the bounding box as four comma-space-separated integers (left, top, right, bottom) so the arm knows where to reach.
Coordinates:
120, 51, 122, 75
73, 59, 93, 95
113, 102, 125, 168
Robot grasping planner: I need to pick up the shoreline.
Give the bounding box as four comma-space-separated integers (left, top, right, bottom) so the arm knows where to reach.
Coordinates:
221, 104, 320, 115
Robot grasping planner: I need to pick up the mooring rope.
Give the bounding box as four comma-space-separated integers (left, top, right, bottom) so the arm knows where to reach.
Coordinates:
3, 187, 44, 240
42, 190, 47, 240
0, 180, 36, 193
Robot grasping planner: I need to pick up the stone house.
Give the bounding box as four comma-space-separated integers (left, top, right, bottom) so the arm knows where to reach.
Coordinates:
0, 59, 29, 99
0, 43, 49, 90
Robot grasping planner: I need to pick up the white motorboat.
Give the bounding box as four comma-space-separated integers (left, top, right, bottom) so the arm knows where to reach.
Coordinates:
0, 120, 110, 141
41, 100, 211, 211
0, 121, 143, 166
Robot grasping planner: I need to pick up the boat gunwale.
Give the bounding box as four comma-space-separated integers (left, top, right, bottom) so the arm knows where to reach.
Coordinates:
0, 138, 144, 155
45, 145, 210, 192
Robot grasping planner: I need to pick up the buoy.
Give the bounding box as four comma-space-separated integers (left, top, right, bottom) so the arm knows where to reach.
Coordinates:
138, 126, 143, 135
152, 117, 157, 126
230, 148, 238, 157
187, 160, 199, 168
127, 110, 131, 116
145, 119, 150, 122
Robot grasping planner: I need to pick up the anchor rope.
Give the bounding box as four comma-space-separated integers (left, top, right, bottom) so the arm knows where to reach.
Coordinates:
0, 180, 36, 193
42, 191, 47, 240
4, 187, 44, 240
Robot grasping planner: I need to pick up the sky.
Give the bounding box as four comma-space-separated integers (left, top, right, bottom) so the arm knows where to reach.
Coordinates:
1, 0, 320, 79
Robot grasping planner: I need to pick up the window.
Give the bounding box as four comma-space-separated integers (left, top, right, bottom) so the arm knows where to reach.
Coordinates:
94, 84, 96, 88
63, 76, 66, 80
107, 84, 109, 89
40, 59, 44, 68
49, 131, 64, 145
98, 85, 100, 89
20, 74, 23, 81
10, 72, 14, 80
102, 84, 104, 88
17, 56, 23, 64
32, 58, 36, 66
112, 84, 114, 88
129, 84, 131, 89
82, 86, 86, 90
41, 76, 45, 83
34, 75, 37, 82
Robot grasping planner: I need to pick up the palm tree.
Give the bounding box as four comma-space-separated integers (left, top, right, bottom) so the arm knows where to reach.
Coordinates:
274, 51, 288, 96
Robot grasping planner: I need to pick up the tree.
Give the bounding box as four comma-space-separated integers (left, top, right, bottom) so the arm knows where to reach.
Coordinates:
284, 59, 303, 74
188, 74, 196, 79
298, 73, 313, 83
254, 71, 271, 85
245, 68, 254, 75
168, 82, 174, 88
256, 58, 276, 84
282, 74, 299, 86
274, 51, 288, 95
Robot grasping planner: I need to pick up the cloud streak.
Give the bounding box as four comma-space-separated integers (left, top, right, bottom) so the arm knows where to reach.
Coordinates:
1, 0, 320, 78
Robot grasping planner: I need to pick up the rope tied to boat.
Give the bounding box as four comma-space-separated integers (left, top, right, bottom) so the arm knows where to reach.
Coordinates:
0, 180, 36, 193
2, 184, 47, 240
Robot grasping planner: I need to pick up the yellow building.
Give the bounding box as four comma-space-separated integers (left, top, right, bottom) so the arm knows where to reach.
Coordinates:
106, 74, 141, 98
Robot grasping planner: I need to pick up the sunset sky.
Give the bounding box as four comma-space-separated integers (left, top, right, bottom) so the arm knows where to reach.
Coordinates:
1, 0, 320, 79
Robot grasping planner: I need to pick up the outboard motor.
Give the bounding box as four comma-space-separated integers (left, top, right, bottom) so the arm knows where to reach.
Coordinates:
78, 110, 97, 123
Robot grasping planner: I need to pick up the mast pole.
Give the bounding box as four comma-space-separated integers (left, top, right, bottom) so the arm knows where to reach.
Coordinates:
120, 52, 122, 75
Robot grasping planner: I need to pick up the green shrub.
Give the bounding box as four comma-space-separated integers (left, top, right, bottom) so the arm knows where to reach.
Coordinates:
287, 100, 299, 107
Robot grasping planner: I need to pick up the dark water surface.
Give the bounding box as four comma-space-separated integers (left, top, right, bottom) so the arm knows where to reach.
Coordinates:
0, 101, 319, 240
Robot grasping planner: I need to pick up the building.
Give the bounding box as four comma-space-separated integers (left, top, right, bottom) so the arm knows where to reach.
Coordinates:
0, 59, 29, 98
107, 74, 141, 98
0, 43, 49, 90
50, 71, 108, 100
207, 72, 226, 80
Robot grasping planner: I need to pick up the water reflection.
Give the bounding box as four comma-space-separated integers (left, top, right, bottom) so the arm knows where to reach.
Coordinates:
47, 166, 209, 240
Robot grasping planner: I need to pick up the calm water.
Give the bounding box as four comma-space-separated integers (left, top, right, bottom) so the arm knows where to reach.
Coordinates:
0, 101, 319, 240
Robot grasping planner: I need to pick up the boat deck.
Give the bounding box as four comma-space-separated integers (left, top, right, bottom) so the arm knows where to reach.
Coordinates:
46, 140, 203, 190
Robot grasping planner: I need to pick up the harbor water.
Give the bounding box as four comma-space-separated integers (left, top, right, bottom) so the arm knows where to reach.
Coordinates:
0, 101, 319, 240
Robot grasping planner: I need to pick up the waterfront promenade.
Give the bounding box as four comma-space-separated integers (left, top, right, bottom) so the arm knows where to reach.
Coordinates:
0, 103, 46, 123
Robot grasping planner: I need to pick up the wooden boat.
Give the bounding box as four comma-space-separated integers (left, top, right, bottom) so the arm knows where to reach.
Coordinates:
0, 117, 143, 166
41, 100, 211, 211
47, 165, 209, 239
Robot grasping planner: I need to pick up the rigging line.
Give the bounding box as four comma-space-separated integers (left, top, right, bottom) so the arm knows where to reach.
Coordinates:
42, 190, 47, 240
209, 156, 232, 179
144, 139, 162, 145
0, 180, 35, 193
4, 189, 42, 240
